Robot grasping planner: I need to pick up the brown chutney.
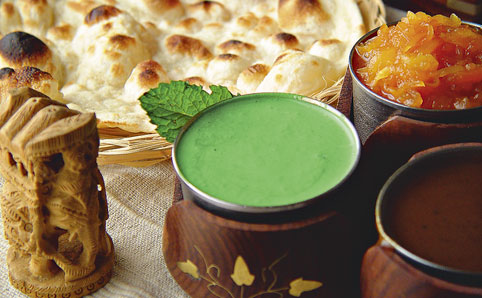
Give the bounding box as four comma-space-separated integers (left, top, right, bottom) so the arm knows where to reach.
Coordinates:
382, 146, 482, 273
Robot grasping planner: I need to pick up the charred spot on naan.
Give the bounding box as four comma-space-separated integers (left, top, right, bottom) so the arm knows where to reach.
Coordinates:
278, 0, 329, 30
0, 66, 63, 102
165, 34, 212, 60
0, 67, 15, 80
47, 24, 75, 41
187, 1, 231, 22
139, 0, 184, 20
183, 76, 208, 88
0, 32, 51, 65
273, 33, 299, 48
123, 60, 169, 100
0, 2, 21, 34
236, 63, 271, 94
84, 5, 122, 25
1, 2, 15, 16
0, 32, 63, 85
216, 40, 256, 58
175, 17, 202, 33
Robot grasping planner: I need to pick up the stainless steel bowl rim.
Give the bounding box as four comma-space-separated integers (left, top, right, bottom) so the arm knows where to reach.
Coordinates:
172, 92, 361, 215
349, 21, 482, 117
375, 143, 482, 278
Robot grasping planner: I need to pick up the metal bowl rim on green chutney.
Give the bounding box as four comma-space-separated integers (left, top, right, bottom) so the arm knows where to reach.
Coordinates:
172, 92, 361, 215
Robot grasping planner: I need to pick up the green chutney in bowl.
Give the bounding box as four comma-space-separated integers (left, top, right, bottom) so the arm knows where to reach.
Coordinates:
172, 93, 360, 219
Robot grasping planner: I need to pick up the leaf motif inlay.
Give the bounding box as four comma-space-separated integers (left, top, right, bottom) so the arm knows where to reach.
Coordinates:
230, 256, 255, 286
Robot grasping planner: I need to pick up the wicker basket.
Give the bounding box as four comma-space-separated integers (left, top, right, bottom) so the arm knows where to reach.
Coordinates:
97, 0, 387, 167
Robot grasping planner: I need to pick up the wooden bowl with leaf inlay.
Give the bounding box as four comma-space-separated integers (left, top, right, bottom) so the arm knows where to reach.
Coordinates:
163, 180, 366, 298
162, 93, 365, 298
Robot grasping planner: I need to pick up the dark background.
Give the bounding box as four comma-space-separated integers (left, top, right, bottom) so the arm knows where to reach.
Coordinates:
384, 0, 481, 23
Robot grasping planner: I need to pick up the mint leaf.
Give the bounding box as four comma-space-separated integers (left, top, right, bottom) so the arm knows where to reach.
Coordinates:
139, 81, 234, 143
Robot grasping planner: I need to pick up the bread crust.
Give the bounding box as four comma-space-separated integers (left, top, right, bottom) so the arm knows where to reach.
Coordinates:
0, 0, 365, 133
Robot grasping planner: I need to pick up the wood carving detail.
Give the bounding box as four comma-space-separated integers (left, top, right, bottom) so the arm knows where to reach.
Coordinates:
177, 245, 323, 298
0, 87, 114, 297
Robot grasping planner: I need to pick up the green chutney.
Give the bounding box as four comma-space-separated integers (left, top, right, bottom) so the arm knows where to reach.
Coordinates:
175, 94, 359, 207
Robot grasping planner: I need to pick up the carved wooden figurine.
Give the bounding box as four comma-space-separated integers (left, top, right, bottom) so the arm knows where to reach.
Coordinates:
0, 87, 114, 297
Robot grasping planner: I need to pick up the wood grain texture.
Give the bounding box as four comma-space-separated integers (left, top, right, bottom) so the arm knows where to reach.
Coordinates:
361, 245, 482, 298
360, 114, 482, 206
347, 115, 482, 249
337, 72, 482, 268
163, 197, 364, 298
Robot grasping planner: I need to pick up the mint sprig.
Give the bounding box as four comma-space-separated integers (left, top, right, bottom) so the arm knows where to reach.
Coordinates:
139, 81, 234, 143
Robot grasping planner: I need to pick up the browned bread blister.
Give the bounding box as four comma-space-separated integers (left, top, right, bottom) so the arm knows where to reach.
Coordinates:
0, 32, 64, 85
0, 66, 63, 102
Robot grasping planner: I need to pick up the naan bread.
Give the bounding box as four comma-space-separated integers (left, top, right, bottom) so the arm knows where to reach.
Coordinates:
256, 49, 339, 95
0, 0, 366, 133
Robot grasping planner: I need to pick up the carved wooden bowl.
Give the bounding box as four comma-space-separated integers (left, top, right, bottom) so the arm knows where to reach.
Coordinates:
162, 94, 366, 298
163, 180, 365, 298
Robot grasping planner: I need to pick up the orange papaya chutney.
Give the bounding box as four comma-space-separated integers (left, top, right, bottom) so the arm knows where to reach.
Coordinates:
353, 12, 482, 110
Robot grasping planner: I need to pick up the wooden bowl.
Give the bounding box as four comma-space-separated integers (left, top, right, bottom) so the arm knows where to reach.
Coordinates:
163, 179, 368, 298
361, 245, 482, 298
163, 94, 366, 297
361, 143, 482, 297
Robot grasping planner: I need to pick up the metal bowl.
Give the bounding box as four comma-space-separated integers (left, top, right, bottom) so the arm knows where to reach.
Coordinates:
172, 93, 361, 222
376, 143, 482, 286
349, 22, 482, 144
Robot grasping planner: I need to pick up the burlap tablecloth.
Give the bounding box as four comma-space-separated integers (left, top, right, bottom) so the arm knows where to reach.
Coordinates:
0, 161, 190, 298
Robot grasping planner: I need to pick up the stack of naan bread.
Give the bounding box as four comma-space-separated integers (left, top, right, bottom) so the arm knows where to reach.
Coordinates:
0, 0, 366, 133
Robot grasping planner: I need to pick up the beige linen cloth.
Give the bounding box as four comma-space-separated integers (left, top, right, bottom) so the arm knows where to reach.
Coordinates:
0, 161, 190, 298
